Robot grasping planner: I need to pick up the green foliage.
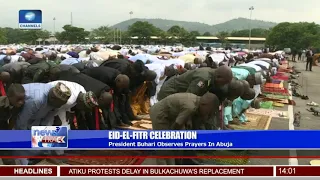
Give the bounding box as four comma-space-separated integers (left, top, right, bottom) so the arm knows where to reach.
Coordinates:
56, 25, 90, 44
0, 28, 51, 44
128, 21, 160, 44
0, 29, 7, 44
90, 26, 114, 43
266, 22, 320, 50
203, 32, 212, 36
230, 28, 270, 37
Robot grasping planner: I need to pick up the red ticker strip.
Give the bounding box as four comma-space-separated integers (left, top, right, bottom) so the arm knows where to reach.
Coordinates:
276, 166, 320, 176
0, 156, 319, 159
60, 166, 274, 176
0, 166, 57, 176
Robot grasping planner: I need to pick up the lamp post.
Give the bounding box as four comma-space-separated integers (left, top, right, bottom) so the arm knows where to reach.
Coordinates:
248, 6, 254, 50
53, 17, 56, 44
129, 11, 133, 19
53, 17, 56, 34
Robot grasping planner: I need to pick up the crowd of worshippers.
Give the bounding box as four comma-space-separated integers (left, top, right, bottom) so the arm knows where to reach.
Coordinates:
0, 45, 282, 132
0, 44, 282, 165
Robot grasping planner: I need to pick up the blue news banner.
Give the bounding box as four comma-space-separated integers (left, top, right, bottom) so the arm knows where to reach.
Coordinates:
0, 127, 319, 149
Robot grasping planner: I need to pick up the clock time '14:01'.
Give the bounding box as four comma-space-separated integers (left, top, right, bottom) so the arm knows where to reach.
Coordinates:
278, 167, 296, 175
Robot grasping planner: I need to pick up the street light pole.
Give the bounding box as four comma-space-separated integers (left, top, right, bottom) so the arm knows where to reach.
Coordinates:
249, 6, 254, 50
129, 11, 133, 19
53, 17, 56, 34
53, 17, 56, 44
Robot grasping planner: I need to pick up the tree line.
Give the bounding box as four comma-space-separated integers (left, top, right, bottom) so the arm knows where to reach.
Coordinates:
0, 21, 319, 50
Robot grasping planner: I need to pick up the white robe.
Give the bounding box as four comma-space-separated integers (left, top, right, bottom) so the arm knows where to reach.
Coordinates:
47, 80, 86, 129
145, 64, 166, 106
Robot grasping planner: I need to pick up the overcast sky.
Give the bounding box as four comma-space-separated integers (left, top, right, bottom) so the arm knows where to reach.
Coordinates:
0, 0, 318, 31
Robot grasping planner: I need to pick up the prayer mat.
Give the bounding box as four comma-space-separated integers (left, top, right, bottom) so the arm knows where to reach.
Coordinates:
271, 75, 289, 81
66, 151, 145, 165
230, 114, 271, 130
273, 102, 285, 107
263, 94, 289, 99
278, 68, 292, 73
272, 80, 282, 84
246, 108, 288, 118
263, 88, 288, 94
260, 101, 274, 109
264, 83, 283, 88
137, 114, 151, 120
196, 150, 250, 165
131, 119, 152, 130
117, 119, 152, 130
310, 160, 320, 165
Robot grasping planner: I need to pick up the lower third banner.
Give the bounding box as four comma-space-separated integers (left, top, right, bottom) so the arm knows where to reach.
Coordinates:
2, 166, 320, 176
1, 129, 320, 149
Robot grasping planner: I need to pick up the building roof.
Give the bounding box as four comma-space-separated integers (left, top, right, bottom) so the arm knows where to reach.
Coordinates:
225, 37, 266, 41
127, 36, 266, 41
196, 36, 219, 40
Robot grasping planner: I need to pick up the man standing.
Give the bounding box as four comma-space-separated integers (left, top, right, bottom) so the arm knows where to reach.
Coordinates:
150, 92, 220, 165
306, 48, 314, 71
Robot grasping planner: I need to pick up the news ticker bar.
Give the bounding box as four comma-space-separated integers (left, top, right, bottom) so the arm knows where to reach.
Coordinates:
0, 166, 318, 177
8, 130, 320, 149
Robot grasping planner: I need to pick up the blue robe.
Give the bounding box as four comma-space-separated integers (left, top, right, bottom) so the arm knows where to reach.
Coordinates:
232, 97, 252, 122
231, 68, 250, 80
224, 106, 233, 125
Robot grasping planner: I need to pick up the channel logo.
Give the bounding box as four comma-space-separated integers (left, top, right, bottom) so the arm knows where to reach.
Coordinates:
19, 10, 42, 29
31, 126, 68, 148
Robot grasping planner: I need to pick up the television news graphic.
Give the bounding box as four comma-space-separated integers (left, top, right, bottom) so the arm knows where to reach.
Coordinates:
18, 10, 42, 29
31, 126, 68, 148
0, 166, 320, 176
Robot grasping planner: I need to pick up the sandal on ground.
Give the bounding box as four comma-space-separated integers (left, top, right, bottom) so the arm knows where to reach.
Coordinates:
301, 95, 309, 100
307, 102, 319, 107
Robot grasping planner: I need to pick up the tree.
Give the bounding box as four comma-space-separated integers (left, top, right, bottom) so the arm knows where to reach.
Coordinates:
167, 26, 190, 44
36, 30, 51, 40
266, 22, 320, 51
128, 21, 160, 44
216, 31, 229, 47
90, 26, 113, 43
57, 25, 90, 44
203, 32, 212, 36
230, 28, 270, 37
0, 29, 7, 44
190, 31, 200, 37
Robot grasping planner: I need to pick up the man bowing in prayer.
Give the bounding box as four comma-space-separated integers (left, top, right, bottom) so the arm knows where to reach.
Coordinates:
150, 92, 220, 165
58, 71, 114, 129
157, 66, 233, 101
14, 82, 71, 165
48, 80, 99, 128
21, 60, 61, 84
82, 66, 131, 126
